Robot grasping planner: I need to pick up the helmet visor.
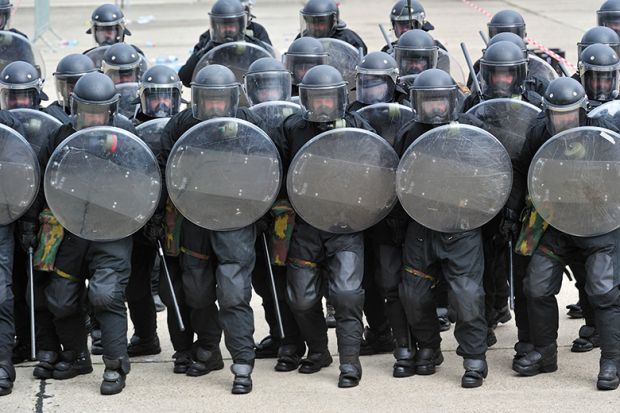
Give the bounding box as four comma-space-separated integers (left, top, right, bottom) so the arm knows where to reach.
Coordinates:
582, 70, 619, 102
301, 13, 337, 38
191, 86, 239, 120
480, 62, 527, 98
70, 98, 118, 130
356, 74, 395, 104
141, 88, 181, 118
55, 76, 80, 109
300, 85, 347, 123
210, 15, 246, 43
94, 24, 124, 46
0, 88, 38, 110
395, 48, 438, 76
244, 71, 292, 106
546, 108, 580, 135
284, 54, 328, 85
411, 88, 457, 124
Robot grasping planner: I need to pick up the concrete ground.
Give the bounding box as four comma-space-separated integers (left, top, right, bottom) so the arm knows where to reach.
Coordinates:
3, 1, 619, 412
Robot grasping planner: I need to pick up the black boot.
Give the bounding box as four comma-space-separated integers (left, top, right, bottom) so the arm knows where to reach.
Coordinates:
90, 329, 103, 356
566, 301, 583, 319
231, 364, 253, 394
33, 351, 59, 380
255, 336, 281, 359
512, 343, 558, 376
487, 328, 497, 347
186, 347, 224, 377
11, 341, 32, 364
437, 307, 451, 332
338, 357, 362, 388
325, 303, 336, 329
100, 355, 130, 395
0, 359, 15, 396
415, 348, 444, 375
359, 324, 394, 356
127, 334, 162, 357
172, 350, 192, 374
392, 346, 415, 378
513, 341, 534, 361
493, 304, 512, 327
52, 350, 93, 380
275, 344, 302, 372
462, 359, 488, 388
571, 325, 599, 353
597, 358, 620, 391
298, 351, 333, 374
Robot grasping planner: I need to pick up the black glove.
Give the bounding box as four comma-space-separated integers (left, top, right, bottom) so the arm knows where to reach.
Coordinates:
499, 208, 520, 242
17, 220, 38, 252
143, 213, 165, 245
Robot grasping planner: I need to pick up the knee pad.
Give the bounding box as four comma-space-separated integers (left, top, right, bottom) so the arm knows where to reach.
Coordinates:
88, 278, 123, 312
589, 286, 620, 310
448, 276, 484, 323
217, 282, 250, 310
286, 265, 321, 312
330, 288, 364, 316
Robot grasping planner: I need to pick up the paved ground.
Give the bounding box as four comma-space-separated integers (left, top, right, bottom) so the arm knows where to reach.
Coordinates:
3, 1, 619, 412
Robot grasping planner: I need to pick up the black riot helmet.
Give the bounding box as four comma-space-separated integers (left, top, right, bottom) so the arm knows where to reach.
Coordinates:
410, 68, 458, 124
355, 51, 399, 104
598, 0, 620, 36
101, 43, 143, 84
53, 54, 97, 110
299, 65, 348, 123
70, 71, 120, 130
209, 0, 247, 43
480, 41, 528, 99
0, 0, 12, 31
485, 32, 527, 58
244, 58, 292, 106
86, 3, 131, 46
542, 77, 588, 135
578, 43, 620, 103
191, 64, 240, 121
487, 10, 526, 39
577, 26, 620, 61
300, 0, 339, 38
139, 65, 183, 118
394, 29, 438, 77
0, 61, 48, 110
283, 37, 328, 85
389, 0, 426, 38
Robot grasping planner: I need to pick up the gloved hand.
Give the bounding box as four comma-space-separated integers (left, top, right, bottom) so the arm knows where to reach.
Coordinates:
17, 220, 38, 252
499, 208, 520, 242
143, 213, 165, 245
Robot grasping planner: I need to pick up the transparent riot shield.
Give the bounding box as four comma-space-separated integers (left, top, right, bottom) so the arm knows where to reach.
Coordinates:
397, 123, 513, 232
528, 54, 559, 84
0, 31, 45, 80
116, 82, 140, 119
357, 103, 414, 147
44, 127, 161, 241
249, 101, 301, 132
136, 117, 169, 155
287, 128, 399, 234
318, 38, 361, 100
588, 100, 620, 130
9, 108, 62, 155
438, 49, 467, 87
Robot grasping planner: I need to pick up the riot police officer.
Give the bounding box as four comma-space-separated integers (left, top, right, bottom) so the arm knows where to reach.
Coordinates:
0, 61, 48, 110
86, 3, 133, 47
244, 58, 292, 106
579, 43, 620, 107
382, 1, 446, 53
101, 43, 144, 85
349, 51, 406, 111
598, 0, 620, 37
134, 65, 182, 123
283, 37, 328, 97
393, 29, 438, 91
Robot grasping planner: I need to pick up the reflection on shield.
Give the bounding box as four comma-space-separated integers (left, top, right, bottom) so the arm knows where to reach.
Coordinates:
528, 54, 559, 84
44, 127, 161, 241
249, 101, 301, 132
116, 83, 140, 119
166, 118, 281, 231
0, 124, 40, 225
528, 126, 620, 237
397, 124, 512, 233
357, 103, 413, 146
467, 98, 541, 159
318, 38, 361, 100
588, 100, 620, 130
0, 31, 45, 80
136, 117, 169, 155
287, 128, 399, 234
9, 108, 62, 156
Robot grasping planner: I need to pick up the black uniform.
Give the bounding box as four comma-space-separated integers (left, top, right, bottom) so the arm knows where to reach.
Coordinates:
42, 101, 71, 124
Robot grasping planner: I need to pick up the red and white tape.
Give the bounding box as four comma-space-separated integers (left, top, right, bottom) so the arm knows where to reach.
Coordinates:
460, 0, 577, 70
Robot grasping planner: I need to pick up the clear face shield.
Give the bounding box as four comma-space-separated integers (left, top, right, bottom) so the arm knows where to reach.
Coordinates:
300, 85, 347, 123
300, 13, 337, 38
70, 98, 118, 130
244, 71, 292, 106
93, 24, 125, 46
546, 108, 581, 136
55, 75, 80, 109
0, 88, 39, 110
0, 8, 10, 30
141, 87, 181, 118
103, 65, 142, 85
480, 62, 527, 98
210, 15, 247, 43
599, 12, 620, 37
411, 88, 457, 125
191, 85, 239, 121
395, 47, 438, 76
284, 54, 328, 85
356, 74, 396, 104
581, 68, 619, 102
391, 13, 425, 38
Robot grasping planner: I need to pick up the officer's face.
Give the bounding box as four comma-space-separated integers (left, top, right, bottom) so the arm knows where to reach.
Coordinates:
81, 111, 108, 128
548, 109, 579, 134
393, 21, 420, 38
309, 96, 335, 112
8, 91, 35, 109
147, 94, 173, 112
216, 22, 240, 39
95, 27, 120, 45
401, 57, 429, 75
420, 99, 449, 118
491, 71, 516, 89
363, 83, 389, 103
255, 88, 284, 103
587, 76, 614, 96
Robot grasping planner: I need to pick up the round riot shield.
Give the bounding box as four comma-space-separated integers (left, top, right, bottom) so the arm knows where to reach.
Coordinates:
588, 100, 620, 130
249, 101, 301, 132
0, 123, 40, 225
356, 103, 413, 147
318, 38, 360, 95
44, 127, 161, 241
287, 128, 399, 234
85, 45, 149, 72
192, 42, 272, 83
0, 31, 45, 80
437, 49, 467, 86
528, 54, 559, 84
528, 126, 620, 237
466, 98, 541, 159
166, 118, 281, 231
397, 124, 512, 233
116, 83, 140, 119
9, 108, 62, 155
136, 117, 169, 155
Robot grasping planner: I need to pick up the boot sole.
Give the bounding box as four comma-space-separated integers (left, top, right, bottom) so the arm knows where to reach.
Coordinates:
100, 382, 126, 396
597, 378, 620, 391
128, 348, 162, 358
186, 362, 225, 377
393, 368, 415, 378
512, 363, 558, 376
298, 360, 332, 374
